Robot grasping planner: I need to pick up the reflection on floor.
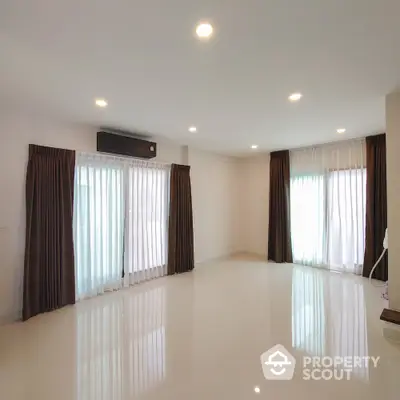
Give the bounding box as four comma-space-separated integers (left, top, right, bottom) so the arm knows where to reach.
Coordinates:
77, 287, 166, 398
292, 266, 368, 380
0, 257, 399, 400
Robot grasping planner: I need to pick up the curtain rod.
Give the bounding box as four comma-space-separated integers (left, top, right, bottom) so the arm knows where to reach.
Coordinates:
76, 150, 174, 166
289, 136, 366, 153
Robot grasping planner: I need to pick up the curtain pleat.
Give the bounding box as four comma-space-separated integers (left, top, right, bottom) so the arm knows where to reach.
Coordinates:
167, 164, 194, 275
268, 150, 293, 263
23, 144, 76, 320
124, 161, 169, 285
363, 134, 388, 281
74, 153, 169, 300
290, 140, 366, 274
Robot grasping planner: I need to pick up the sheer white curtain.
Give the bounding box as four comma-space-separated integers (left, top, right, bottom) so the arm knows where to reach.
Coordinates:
290, 140, 366, 274
74, 152, 170, 300
74, 153, 125, 299
124, 161, 169, 285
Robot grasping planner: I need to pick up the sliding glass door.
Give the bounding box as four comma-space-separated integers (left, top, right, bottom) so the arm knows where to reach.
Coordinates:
124, 164, 169, 284
290, 141, 366, 274
74, 157, 125, 299
290, 174, 325, 266
326, 168, 366, 273
74, 153, 170, 300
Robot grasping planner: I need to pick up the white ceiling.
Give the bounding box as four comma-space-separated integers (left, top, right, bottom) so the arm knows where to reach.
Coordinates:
1, 0, 400, 155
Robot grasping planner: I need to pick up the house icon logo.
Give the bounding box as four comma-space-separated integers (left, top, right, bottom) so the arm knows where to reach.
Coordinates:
260, 344, 296, 380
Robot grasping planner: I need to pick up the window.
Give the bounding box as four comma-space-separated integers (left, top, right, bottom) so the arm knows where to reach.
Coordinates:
290, 141, 366, 274
74, 162, 125, 298
74, 153, 170, 300
124, 165, 169, 283
290, 174, 325, 266
327, 169, 366, 272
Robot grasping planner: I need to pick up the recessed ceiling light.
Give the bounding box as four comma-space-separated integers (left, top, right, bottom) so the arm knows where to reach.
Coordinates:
251, 145, 259, 149
95, 98, 108, 108
188, 126, 197, 133
196, 22, 213, 39
337, 128, 346, 134
254, 387, 261, 394
288, 93, 303, 102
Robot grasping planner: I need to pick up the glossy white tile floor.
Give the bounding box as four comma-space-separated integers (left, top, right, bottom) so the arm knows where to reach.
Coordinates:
1, 257, 400, 399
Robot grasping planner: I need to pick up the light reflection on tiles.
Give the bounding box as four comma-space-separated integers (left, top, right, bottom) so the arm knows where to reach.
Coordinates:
77, 287, 166, 399
292, 267, 326, 356
292, 266, 369, 381
2, 257, 399, 400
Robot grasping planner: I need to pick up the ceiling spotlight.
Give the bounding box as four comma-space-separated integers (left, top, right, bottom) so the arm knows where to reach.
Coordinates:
251, 145, 259, 149
189, 126, 197, 133
288, 93, 303, 102
196, 22, 213, 39
254, 387, 261, 394
337, 128, 346, 134
95, 98, 108, 108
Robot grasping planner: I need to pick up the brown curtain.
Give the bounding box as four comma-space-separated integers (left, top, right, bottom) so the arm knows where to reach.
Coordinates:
268, 150, 293, 263
168, 164, 194, 275
23, 144, 76, 320
363, 134, 388, 281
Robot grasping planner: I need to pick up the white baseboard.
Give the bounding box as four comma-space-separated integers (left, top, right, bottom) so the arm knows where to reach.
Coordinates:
194, 252, 268, 266
0, 311, 21, 326
235, 251, 267, 260
195, 253, 237, 267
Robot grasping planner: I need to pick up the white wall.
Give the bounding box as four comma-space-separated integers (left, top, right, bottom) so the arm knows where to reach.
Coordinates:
188, 149, 271, 262
189, 148, 242, 263
239, 154, 270, 258
386, 93, 400, 311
